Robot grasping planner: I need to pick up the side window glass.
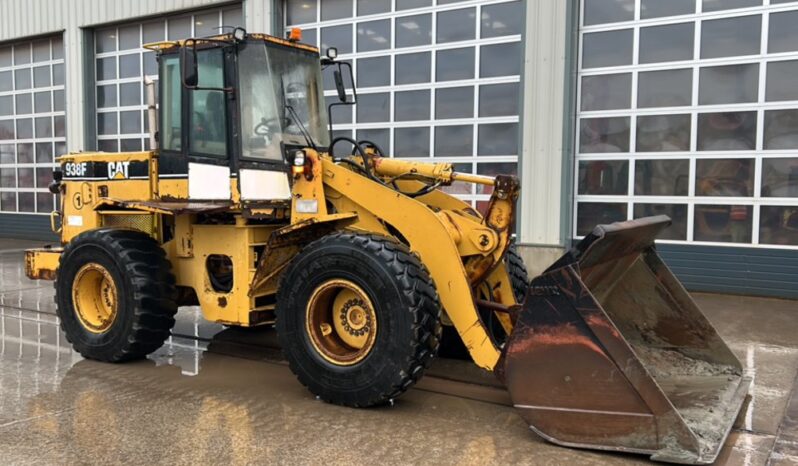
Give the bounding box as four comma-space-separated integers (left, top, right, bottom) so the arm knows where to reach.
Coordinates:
189, 49, 227, 157
161, 55, 182, 151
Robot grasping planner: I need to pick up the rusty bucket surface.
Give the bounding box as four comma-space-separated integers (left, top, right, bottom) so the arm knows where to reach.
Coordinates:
498, 215, 750, 464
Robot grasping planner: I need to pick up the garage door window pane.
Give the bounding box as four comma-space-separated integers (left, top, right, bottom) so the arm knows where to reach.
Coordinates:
577, 203, 627, 236
579, 117, 630, 153
760, 206, 798, 245
0, 47, 11, 67
766, 61, 798, 102
397, 14, 432, 48
761, 158, 798, 197
120, 111, 141, 134
119, 25, 140, 50
192, 12, 218, 37
357, 20, 391, 52
396, 52, 430, 84
120, 82, 140, 107
0, 167, 15, 187
699, 64, 759, 105
98, 85, 116, 108
697, 112, 756, 151
54, 115, 65, 138
34, 92, 50, 113
765, 110, 798, 150
696, 159, 754, 196
481, 1, 523, 38
637, 114, 691, 152
53, 63, 64, 85
580, 73, 631, 111
436, 48, 474, 81
638, 69, 692, 108
578, 160, 629, 195
15, 69, 31, 90
356, 93, 390, 122
397, 0, 431, 10
0, 121, 14, 139
583, 0, 634, 25
769, 11, 798, 54
97, 57, 116, 81
582, 29, 634, 68
641, 0, 695, 19
15, 93, 32, 115
478, 123, 518, 156
701, 16, 761, 59
635, 159, 690, 196
168, 17, 191, 40
694, 205, 752, 243
395, 127, 430, 157
98, 113, 117, 135
358, 0, 390, 16
358, 56, 390, 87
0, 71, 11, 92
322, 0, 352, 21
479, 83, 520, 117
395, 90, 430, 121
702, 0, 761, 12
357, 129, 389, 153
16, 143, 32, 163
143, 22, 164, 43
480, 42, 521, 77
0, 96, 12, 116
436, 86, 473, 119
322, 25, 353, 54
435, 125, 472, 157
33, 66, 50, 88
287, 0, 316, 24
35, 143, 52, 163
437, 8, 476, 43
53, 90, 64, 112
119, 55, 140, 79
639, 23, 694, 64
15, 119, 29, 139
96, 28, 117, 53
35, 117, 52, 138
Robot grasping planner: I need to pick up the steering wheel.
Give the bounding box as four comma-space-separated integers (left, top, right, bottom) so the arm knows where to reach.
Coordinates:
254, 116, 280, 137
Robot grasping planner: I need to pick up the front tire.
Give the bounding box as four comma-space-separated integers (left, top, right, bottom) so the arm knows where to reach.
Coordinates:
56, 228, 178, 362
276, 232, 442, 407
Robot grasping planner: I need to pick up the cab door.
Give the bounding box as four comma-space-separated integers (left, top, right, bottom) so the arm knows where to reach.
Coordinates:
186, 47, 231, 200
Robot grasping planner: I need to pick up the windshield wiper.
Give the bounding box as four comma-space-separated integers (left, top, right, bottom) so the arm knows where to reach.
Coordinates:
280, 78, 317, 151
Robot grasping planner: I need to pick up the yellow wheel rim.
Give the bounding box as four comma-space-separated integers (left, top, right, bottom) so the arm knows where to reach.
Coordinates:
305, 279, 377, 366
72, 263, 118, 334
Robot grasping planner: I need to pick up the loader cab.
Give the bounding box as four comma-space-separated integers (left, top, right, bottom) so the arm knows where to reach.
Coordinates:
154, 32, 331, 203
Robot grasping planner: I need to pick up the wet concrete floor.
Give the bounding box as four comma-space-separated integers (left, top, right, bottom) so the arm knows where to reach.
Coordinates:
1, 238, 797, 465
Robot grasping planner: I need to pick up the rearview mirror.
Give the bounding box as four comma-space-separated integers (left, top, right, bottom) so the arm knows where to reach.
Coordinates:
333, 69, 347, 103
180, 43, 198, 88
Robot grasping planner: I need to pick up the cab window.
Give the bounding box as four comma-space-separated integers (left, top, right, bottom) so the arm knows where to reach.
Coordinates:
160, 55, 182, 151
189, 49, 227, 157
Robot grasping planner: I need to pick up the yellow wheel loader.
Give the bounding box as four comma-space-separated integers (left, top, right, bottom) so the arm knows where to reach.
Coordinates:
25, 29, 750, 464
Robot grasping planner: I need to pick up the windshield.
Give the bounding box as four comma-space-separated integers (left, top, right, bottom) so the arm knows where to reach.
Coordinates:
239, 42, 329, 161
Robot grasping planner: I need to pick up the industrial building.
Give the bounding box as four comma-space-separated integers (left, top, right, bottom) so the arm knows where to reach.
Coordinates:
0, 0, 796, 297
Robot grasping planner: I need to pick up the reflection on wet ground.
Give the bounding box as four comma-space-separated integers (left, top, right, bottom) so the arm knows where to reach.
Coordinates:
1, 239, 797, 465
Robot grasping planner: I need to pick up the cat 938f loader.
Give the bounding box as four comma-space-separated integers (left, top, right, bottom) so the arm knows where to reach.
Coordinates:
25, 29, 750, 464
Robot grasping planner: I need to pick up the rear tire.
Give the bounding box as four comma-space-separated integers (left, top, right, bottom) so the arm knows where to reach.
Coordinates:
276, 232, 442, 407
56, 228, 177, 362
